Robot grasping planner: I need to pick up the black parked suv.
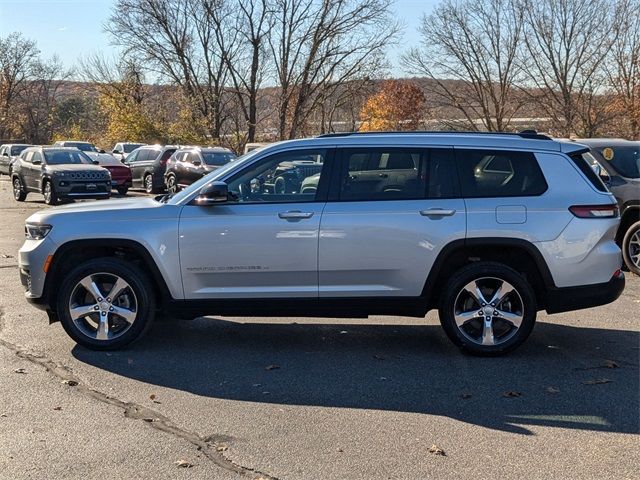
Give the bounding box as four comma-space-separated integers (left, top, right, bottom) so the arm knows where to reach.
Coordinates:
125, 145, 177, 193
164, 147, 236, 193
12, 147, 111, 205
565, 139, 640, 275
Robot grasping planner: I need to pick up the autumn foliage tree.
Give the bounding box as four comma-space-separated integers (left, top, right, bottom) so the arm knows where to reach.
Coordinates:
359, 80, 426, 131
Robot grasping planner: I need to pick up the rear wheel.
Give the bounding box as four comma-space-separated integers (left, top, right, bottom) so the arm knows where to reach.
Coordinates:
166, 174, 178, 194
622, 221, 640, 276
144, 174, 159, 194
12, 177, 26, 201
117, 186, 129, 196
57, 258, 156, 350
438, 262, 537, 356
43, 181, 58, 205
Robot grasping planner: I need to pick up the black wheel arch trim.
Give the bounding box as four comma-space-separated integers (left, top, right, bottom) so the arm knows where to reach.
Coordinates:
420, 237, 556, 309
41, 238, 172, 313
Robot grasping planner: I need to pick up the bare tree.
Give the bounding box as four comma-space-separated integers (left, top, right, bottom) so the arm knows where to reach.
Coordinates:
521, 0, 615, 136
268, 0, 398, 139
107, 0, 233, 141
0, 32, 39, 139
404, 0, 526, 132
605, 0, 640, 138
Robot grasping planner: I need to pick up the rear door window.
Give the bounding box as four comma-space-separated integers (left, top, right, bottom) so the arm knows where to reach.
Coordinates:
456, 149, 547, 197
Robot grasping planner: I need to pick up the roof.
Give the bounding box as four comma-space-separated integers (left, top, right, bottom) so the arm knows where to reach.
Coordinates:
566, 138, 639, 147
260, 131, 584, 154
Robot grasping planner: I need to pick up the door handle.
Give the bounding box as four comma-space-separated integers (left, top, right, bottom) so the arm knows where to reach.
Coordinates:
278, 211, 314, 219
420, 208, 456, 217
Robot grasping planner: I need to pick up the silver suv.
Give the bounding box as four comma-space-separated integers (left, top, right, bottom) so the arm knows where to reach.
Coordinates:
18, 132, 625, 355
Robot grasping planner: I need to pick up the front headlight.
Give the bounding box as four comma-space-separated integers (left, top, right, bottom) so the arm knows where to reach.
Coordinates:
25, 223, 52, 240
55, 172, 66, 177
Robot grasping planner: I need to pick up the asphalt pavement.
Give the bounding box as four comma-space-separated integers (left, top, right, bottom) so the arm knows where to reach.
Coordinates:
0, 176, 638, 479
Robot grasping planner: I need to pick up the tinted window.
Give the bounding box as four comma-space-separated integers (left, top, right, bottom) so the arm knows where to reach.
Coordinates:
456, 150, 547, 197
65, 142, 97, 152
23, 151, 34, 163
124, 144, 143, 153
32, 152, 43, 163
227, 149, 326, 203
126, 150, 140, 163
339, 148, 426, 201
187, 152, 200, 164
44, 150, 91, 165
569, 152, 608, 192
144, 149, 160, 161
596, 146, 640, 179
202, 152, 235, 166
11, 145, 28, 156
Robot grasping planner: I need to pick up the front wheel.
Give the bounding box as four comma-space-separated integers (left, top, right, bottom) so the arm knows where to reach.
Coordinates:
116, 186, 129, 196
57, 258, 156, 350
165, 174, 179, 194
144, 174, 160, 194
13, 177, 26, 201
43, 181, 58, 205
438, 262, 537, 356
622, 220, 640, 276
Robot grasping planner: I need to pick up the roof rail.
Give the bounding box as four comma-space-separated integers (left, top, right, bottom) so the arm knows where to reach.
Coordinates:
316, 130, 552, 140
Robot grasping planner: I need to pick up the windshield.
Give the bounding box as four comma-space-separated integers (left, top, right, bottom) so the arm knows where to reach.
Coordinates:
66, 142, 97, 152
202, 152, 236, 166
596, 145, 640, 178
44, 150, 92, 165
124, 144, 144, 153
95, 154, 124, 166
11, 145, 28, 156
166, 149, 262, 205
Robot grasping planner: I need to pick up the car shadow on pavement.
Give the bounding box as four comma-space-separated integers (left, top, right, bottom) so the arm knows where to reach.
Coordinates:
72, 318, 639, 436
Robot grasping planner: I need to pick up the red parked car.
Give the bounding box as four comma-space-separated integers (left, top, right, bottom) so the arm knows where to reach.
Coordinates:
93, 153, 133, 195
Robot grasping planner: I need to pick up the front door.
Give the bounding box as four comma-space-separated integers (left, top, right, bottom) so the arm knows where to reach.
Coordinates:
318, 147, 466, 298
179, 148, 333, 299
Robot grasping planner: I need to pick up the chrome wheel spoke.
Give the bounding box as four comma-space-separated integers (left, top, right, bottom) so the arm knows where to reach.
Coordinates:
454, 309, 478, 327
79, 276, 104, 301
70, 304, 98, 321
489, 281, 515, 305
496, 309, 523, 328
111, 306, 136, 324
481, 318, 495, 345
96, 314, 109, 340
106, 277, 129, 302
462, 280, 487, 305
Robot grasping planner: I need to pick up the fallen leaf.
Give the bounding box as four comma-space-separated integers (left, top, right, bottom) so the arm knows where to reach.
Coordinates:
460, 393, 472, 399
336, 448, 344, 453
582, 378, 613, 385
174, 459, 193, 468
546, 386, 560, 394
265, 364, 280, 371
215, 445, 228, 452
428, 444, 446, 456
1, 254, 14, 258
13, 368, 27, 374
0, 413, 7, 418
61, 380, 78, 386
53, 406, 62, 411
502, 391, 522, 398
149, 394, 157, 401
602, 360, 619, 369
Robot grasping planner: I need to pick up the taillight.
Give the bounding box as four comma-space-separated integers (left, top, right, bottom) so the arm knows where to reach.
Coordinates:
569, 204, 619, 218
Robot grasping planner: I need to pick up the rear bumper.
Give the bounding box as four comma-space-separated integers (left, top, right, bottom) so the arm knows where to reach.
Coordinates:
545, 271, 625, 314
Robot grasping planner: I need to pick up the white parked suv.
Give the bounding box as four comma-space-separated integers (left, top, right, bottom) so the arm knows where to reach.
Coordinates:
19, 132, 625, 355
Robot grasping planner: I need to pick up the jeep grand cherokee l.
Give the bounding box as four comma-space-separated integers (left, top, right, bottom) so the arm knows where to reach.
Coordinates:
12, 147, 111, 205
18, 132, 625, 355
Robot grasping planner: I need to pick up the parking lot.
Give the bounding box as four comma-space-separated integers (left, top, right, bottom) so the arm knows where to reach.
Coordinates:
0, 175, 638, 480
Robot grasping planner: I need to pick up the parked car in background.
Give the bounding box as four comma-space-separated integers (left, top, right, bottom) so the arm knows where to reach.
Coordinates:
92, 153, 133, 195
12, 147, 111, 205
164, 147, 236, 193
52, 140, 105, 154
19, 132, 624, 354
562, 138, 640, 275
124, 145, 177, 193
0, 144, 32, 175
111, 142, 146, 162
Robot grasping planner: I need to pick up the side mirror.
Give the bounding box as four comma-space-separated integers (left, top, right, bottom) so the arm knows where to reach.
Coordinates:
99, 149, 106, 154
195, 181, 228, 205
112, 150, 121, 155
92, 160, 100, 165
32, 159, 42, 165
2, 152, 8, 157
192, 159, 202, 166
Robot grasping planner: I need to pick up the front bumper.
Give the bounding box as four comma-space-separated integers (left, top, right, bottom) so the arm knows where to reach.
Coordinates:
19, 236, 57, 308
53, 178, 111, 198
545, 270, 625, 314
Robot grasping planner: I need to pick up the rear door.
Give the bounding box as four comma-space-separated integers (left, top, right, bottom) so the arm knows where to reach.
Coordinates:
126, 149, 147, 186
318, 146, 466, 297
21, 151, 39, 191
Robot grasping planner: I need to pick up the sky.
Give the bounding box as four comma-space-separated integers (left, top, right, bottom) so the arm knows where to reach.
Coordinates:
0, 0, 439, 76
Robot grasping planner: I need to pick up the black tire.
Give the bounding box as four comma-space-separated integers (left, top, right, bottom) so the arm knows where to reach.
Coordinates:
43, 180, 58, 205
12, 176, 26, 201
622, 220, 640, 276
438, 261, 537, 356
56, 258, 156, 350
117, 186, 129, 196
144, 173, 162, 194
165, 174, 178, 194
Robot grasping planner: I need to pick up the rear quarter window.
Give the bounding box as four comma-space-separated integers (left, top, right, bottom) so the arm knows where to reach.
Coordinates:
455, 149, 547, 198
568, 151, 608, 193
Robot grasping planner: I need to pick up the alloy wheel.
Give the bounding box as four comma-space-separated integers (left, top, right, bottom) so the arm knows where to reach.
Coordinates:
43, 182, 52, 204
452, 276, 524, 346
68, 273, 138, 341
629, 229, 640, 269
13, 178, 22, 200
167, 175, 177, 193
145, 175, 153, 193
